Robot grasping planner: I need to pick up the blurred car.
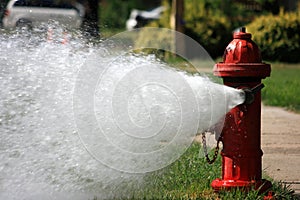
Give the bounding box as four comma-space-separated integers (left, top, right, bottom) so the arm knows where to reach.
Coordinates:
126, 6, 165, 31
2, 0, 84, 29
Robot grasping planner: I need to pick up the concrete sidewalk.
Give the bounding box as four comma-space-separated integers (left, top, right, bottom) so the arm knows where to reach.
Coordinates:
261, 105, 300, 196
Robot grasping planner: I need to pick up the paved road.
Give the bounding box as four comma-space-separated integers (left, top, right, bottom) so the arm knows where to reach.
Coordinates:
262, 105, 300, 196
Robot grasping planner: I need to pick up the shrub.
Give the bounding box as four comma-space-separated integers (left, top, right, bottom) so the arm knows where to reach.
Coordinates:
134, 27, 174, 61
138, 0, 233, 59
138, 0, 289, 60
184, 15, 232, 59
247, 11, 300, 62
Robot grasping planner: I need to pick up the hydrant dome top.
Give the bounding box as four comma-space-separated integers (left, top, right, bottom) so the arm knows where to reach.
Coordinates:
213, 28, 271, 78
224, 31, 261, 63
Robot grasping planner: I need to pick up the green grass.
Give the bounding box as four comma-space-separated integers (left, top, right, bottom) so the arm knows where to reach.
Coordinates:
127, 143, 298, 199
138, 143, 220, 199
262, 62, 300, 112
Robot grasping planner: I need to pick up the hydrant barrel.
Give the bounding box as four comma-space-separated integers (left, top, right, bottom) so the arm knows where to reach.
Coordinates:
211, 28, 272, 192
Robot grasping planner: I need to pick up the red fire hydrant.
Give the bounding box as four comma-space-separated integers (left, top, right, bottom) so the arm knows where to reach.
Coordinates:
212, 27, 272, 192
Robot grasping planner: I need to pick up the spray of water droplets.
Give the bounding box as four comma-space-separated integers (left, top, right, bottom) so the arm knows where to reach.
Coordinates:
0, 28, 245, 199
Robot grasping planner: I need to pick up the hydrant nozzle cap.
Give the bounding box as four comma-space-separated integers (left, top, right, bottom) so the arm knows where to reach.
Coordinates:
233, 27, 251, 40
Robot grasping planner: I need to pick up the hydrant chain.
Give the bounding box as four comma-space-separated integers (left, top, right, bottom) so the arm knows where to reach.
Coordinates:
201, 132, 220, 164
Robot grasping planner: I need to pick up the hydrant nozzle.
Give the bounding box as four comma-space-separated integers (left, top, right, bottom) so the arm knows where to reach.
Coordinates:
242, 83, 265, 104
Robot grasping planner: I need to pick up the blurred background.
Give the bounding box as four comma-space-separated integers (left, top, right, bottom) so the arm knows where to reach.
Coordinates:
0, 0, 300, 113
1, 0, 300, 62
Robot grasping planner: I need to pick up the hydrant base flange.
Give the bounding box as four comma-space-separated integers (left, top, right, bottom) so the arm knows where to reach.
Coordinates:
211, 178, 272, 193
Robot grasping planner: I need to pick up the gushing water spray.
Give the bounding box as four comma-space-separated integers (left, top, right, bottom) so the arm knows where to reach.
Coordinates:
0, 27, 245, 199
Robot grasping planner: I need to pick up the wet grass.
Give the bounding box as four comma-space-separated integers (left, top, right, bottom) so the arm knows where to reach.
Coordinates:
137, 143, 220, 199
127, 142, 298, 200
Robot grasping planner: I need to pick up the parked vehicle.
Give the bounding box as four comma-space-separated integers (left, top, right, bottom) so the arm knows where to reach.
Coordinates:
2, 0, 84, 29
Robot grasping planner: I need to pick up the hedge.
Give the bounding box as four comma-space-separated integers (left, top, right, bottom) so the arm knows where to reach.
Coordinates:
137, 0, 233, 59
247, 11, 300, 62
136, 1, 300, 62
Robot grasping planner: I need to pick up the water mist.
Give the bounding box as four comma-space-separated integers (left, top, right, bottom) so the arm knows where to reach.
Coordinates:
0, 28, 244, 199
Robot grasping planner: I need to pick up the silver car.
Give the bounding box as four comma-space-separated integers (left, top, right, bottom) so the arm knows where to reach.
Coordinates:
2, 0, 84, 29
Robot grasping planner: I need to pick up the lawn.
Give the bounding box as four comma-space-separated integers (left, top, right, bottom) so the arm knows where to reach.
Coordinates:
130, 143, 297, 199
262, 62, 300, 113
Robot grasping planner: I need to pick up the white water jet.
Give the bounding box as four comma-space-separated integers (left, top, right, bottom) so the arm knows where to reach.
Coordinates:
74, 53, 245, 174
0, 29, 244, 199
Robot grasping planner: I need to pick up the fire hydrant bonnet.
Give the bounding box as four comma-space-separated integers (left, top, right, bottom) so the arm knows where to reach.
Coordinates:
214, 29, 271, 78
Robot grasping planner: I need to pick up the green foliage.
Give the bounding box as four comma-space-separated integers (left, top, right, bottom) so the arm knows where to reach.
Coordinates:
139, 0, 295, 60
134, 28, 175, 61
100, 0, 130, 29
218, 188, 261, 200
99, 0, 150, 29
182, 0, 284, 59
184, 14, 231, 59
141, 0, 271, 59
271, 181, 299, 200
138, 0, 233, 59
247, 12, 300, 62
